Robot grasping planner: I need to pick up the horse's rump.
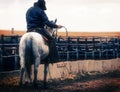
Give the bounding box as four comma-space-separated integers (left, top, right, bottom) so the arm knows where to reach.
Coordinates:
19, 33, 43, 78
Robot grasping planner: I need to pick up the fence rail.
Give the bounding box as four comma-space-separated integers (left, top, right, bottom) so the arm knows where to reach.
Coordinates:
0, 35, 120, 72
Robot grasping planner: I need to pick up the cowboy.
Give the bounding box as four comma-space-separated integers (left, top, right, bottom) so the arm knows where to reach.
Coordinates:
26, 0, 62, 62
26, 0, 62, 40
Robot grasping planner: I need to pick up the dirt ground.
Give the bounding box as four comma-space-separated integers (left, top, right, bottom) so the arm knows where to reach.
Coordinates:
0, 71, 120, 92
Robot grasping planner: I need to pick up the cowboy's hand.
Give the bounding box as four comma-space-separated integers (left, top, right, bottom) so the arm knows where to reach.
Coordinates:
57, 25, 63, 29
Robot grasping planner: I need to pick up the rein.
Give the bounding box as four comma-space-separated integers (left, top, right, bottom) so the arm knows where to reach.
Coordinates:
53, 26, 68, 40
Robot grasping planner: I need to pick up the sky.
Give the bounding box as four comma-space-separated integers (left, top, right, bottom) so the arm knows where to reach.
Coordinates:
0, 0, 120, 32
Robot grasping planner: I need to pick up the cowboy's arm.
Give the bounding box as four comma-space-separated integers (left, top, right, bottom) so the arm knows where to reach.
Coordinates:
41, 11, 62, 28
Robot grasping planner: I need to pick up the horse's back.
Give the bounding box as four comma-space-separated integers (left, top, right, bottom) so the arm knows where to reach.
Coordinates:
20, 32, 43, 44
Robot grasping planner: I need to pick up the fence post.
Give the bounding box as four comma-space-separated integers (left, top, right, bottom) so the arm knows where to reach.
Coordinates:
76, 38, 79, 60
92, 37, 95, 59
99, 37, 102, 59
112, 38, 116, 58
0, 35, 4, 71
106, 37, 108, 59
85, 38, 87, 59
14, 35, 19, 70
116, 37, 120, 58
14, 48, 18, 70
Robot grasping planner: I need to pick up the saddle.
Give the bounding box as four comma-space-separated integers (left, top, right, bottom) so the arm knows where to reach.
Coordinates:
27, 28, 48, 42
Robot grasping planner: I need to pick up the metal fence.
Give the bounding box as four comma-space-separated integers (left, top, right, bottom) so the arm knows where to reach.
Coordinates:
0, 35, 20, 71
0, 35, 120, 71
56, 36, 120, 61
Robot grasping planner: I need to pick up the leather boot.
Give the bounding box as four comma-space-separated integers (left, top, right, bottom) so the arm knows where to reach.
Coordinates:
48, 39, 59, 63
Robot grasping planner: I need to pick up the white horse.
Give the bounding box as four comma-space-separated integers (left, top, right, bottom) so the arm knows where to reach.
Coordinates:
19, 24, 56, 87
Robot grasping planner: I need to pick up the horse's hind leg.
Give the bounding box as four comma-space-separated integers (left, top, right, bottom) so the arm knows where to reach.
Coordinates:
44, 62, 49, 87
26, 66, 32, 83
19, 57, 25, 85
33, 55, 40, 86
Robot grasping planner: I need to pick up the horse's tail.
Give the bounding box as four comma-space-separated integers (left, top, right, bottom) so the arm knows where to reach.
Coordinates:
24, 36, 33, 79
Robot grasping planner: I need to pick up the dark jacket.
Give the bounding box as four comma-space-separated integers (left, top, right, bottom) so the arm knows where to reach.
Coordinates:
26, 3, 57, 29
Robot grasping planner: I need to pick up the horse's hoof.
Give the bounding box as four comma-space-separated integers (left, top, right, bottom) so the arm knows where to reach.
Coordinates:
43, 85, 49, 89
33, 82, 39, 88
42, 83, 49, 89
19, 82, 23, 86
